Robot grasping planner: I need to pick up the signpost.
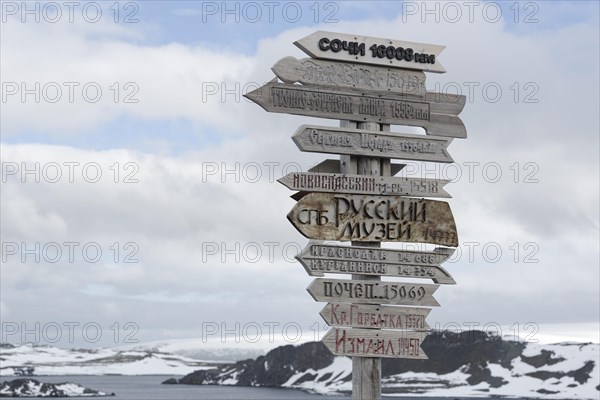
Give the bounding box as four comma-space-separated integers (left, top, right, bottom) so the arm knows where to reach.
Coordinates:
296, 241, 455, 284
292, 125, 454, 163
245, 30, 467, 400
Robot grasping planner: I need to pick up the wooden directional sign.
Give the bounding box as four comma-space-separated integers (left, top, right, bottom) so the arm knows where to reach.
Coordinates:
320, 303, 431, 330
294, 31, 446, 73
307, 278, 439, 307
308, 159, 405, 175
272, 56, 426, 96
287, 193, 458, 246
279, 172, 450, 198
297, 241, 455, 284
308, 159, 342, 173
322, 327, 428, 359
292, 125, 453, 163
244, 82, 466, 138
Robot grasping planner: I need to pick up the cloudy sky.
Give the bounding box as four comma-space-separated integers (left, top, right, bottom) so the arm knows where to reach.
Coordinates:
1, 1, 598, 350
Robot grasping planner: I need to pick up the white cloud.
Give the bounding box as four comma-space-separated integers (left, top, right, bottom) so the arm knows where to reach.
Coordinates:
1, 3, 598, 346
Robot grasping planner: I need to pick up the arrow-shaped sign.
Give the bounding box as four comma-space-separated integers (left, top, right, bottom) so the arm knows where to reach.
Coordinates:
287, 193, 459, 246
294, 31, 446, 73
322, 327, 429, 359
244, 82, 466, 138
279, 172, 450, 198
272, 56, 426, 96
308, 159, 406, 175
308, 159, 342, 174
297, 241, 455, 284
307, 278, 439, 307
320, 303, 431, 330
292, 125, 453, 163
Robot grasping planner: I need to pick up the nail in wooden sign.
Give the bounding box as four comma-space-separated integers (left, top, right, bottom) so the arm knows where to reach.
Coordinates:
287, 193, 459, 246
296, 241, 455, 284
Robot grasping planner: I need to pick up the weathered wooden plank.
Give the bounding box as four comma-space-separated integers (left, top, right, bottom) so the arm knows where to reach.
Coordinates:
307, 278, 440, 307
308, 159, 340, 173
320, 303, 431, 330
342, 120, 382, 400
272, 56, 426, 96
353, 357, 380, 400
323, 327, 429, 359
308, 159, 405, 175
296, 241, 455, 284
294, 31, 446, 73
244, 82, 466, 138
290, 191, 309, 202
287, 193, 459, 246
279, 172, 450, 198
292, 125, 454, 163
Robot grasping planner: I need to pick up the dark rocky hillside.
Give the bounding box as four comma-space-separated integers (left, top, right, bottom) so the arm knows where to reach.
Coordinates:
164, 330, 599, 399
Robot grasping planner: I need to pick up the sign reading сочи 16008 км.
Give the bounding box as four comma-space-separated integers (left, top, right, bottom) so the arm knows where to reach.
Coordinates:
294, 31, 447, 73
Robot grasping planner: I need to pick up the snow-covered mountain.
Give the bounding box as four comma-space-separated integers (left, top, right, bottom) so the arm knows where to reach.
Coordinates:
0, 342, 217, 376
123, 339, 265, 362
168, 331, 600, 399
0, 339, 266, 377
0, 379, 113, 397
2, 331, 598, 399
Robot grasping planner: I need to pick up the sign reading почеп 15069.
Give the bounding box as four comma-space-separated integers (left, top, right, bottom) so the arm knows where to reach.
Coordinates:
287, 193, 458, 246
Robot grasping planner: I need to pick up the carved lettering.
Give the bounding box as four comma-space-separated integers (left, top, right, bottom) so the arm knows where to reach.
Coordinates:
289, 193, 458, 246
309, 278, 438, 307
324, 328, 426, 359
320, 303, 431, 331
265, 84, 434, 125
291, 126, 452, 164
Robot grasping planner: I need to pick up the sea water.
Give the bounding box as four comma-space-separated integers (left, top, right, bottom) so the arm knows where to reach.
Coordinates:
16, 375, 528, 399
15, 375, 344, 399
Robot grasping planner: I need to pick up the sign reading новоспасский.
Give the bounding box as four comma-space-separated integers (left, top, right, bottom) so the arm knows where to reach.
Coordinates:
278, 172, 450, 198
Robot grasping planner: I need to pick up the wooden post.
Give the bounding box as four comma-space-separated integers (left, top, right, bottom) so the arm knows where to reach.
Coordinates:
341, 120, 383, 400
